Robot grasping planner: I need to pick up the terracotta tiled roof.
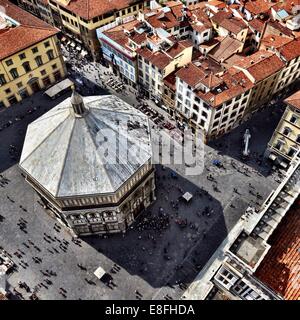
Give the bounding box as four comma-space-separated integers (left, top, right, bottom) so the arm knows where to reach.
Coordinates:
261, 34, 293, 50
271, 0, 300, 14
190, 22, 210, 33
219, 17, 248, 35
248, 18, 265, 34
188, 2, 206, 10
206, 0, 226, 9
165, 39, 193, 58
279, 39, 300, 62
284, 90, 300, 110
211, 11, 232, 25
137, 47, 171, 70
198, 69, 253, 107
209, 36, 243, 62
163, 70, 177, 91
244, 0, 275, 15
176, 61, 222, 89
102, 19, 143, 53
267, 20, 294, 37
234, 50, 285, 83
254, 198, 300, 300
0, 0, 59, 60
169, 2, 185, 19
146, 10, 180, 30
51, 0, 138, 20
189, 6, 212, 28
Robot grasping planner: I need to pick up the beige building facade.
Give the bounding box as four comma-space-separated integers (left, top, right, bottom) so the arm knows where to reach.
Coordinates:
266, 91, 300, 168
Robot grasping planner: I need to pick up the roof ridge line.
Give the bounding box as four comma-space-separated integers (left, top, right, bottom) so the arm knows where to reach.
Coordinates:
20, 24, 57, 31
55, 115, 76, 197
20, 110, 70, 165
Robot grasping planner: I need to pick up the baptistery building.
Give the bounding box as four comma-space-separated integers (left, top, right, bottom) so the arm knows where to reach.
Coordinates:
19, 91, 155, 236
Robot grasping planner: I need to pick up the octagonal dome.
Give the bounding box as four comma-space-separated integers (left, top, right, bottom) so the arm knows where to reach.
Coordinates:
19, 94, 152, 198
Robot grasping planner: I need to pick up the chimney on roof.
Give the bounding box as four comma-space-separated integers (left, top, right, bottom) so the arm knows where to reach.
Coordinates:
70, 87, 88, 117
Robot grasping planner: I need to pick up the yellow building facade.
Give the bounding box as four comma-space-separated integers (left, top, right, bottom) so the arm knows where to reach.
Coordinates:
0, 0, 66, 109
0, 35, 66, 108
48, 0, 151, 60
266, 91, 300, 168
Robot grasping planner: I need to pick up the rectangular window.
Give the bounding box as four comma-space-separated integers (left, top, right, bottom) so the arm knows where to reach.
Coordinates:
32, 47, 38, 54
290, 115, 298, 124
0, 74, 6, 85
10, 68, 19, 79
8, 95, 18, 105
22, 62, 31, 72
47, 50, 55, 60
44, 41, 50, 48
274, 140, 284, 150
287, 148, 297, 157
5, 59, 13, 66
19, 53, 26, 60
35, 56, 43, 66
53, 70, 61, 81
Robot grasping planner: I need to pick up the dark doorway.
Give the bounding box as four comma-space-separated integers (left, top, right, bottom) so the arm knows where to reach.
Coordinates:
30, 81, 40, 93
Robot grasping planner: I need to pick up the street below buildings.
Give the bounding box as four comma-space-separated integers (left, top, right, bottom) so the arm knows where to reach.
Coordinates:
0, 76, 285, 299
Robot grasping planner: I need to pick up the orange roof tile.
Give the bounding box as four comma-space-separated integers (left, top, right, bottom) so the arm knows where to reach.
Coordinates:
206, 0, 226, 9
280, 38, 300, 62
163, 70, 177, 91
254, 198, 300, 300
102, 19, 143, 53
248, 18, 265, 33
209, 36, 243, 62
176, 61, 223, 90
267, 20, 294, 37
261, 34, 293, 50
0, 0, 59, 60
284, 90, 300, 110
51, 0, 139, 20
244, 0, 275, 15
165, 39, 193, 58
137, 47, 171, 70
271, 0, 300, 14
234, 50, 285, 83
197, 70, 253, 107
146, 10, 180, 30
211, 10, 232, 25
219, 17, 248, 34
